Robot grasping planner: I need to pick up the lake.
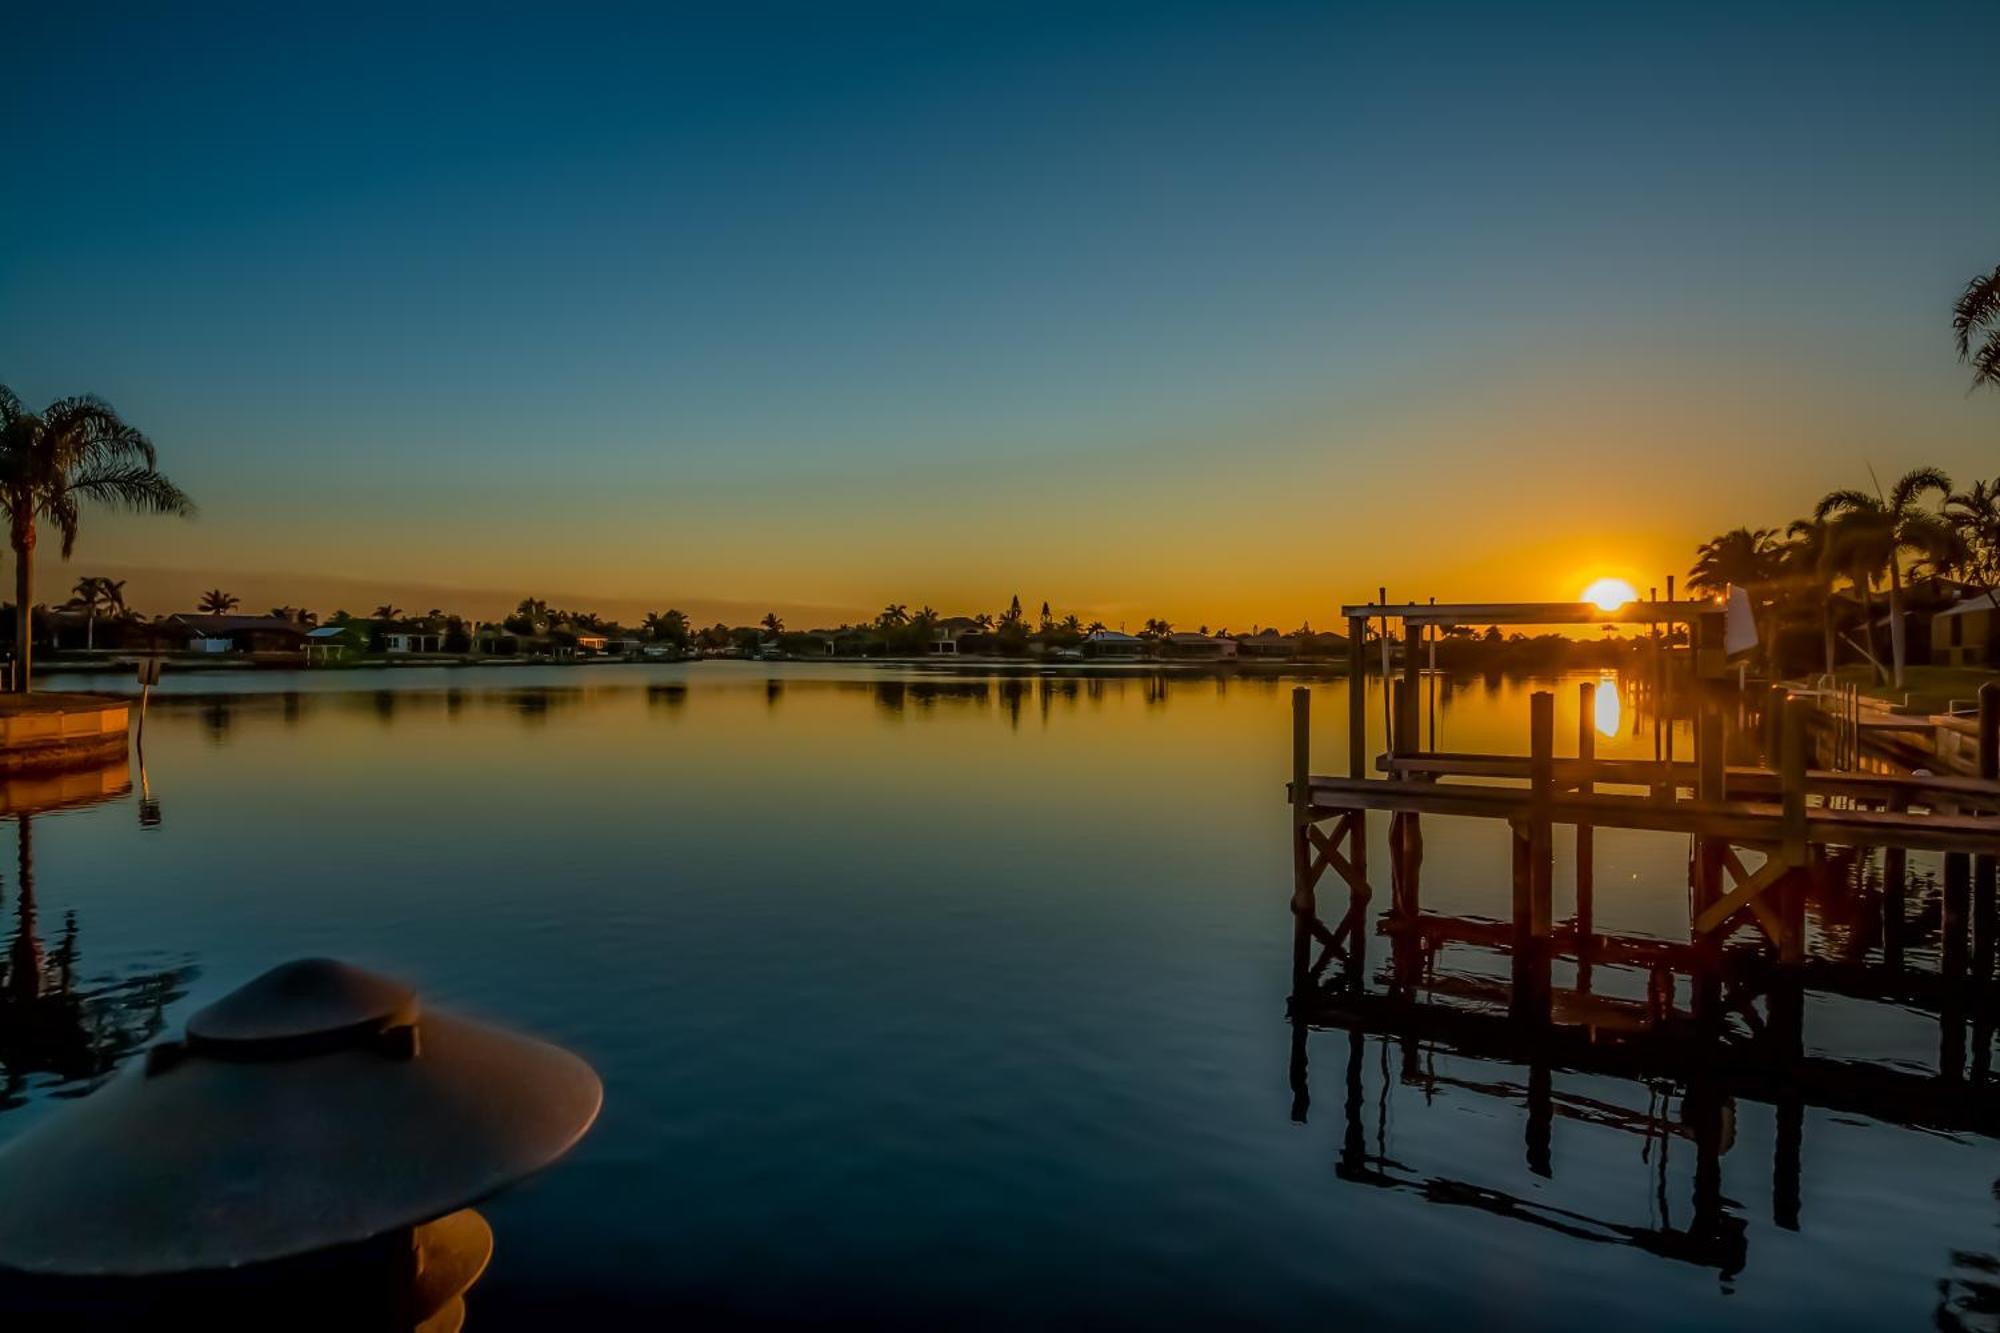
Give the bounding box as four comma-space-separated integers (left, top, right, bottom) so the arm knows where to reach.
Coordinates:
3, 662, 1995, 1329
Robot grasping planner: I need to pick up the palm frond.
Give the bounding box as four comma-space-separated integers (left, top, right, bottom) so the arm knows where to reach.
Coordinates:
1890, 465, 1951, 511
1954, 264, 2000, 359
1814, 488, 1880, 520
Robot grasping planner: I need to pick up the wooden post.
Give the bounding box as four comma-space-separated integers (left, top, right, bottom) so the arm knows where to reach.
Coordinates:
1576, 682, 1596, 991
1345, 614, 1370, 951
1764, 682, 1786, 769
1347, 615, 1368, 780
1663, 579, 1676, 767
1291, 687, 1314, 994
1694, 707, 1726, 1025
1513, 692, 1556, 1021
1400, 611, 1421, 757
1391, 678, 1410, 759
1779, 693, 1807, 966
1976, 683, 2000, 985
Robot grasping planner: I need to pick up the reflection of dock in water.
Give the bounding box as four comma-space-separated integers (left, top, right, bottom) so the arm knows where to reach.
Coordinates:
0, 758, 195, 1111
1283, 599, 2000, 1284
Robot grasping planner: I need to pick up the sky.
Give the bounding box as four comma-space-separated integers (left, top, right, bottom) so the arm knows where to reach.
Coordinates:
4, 0, 1997, 630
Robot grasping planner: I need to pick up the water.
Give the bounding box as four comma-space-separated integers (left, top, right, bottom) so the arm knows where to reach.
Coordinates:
3, 662, 1996, 1328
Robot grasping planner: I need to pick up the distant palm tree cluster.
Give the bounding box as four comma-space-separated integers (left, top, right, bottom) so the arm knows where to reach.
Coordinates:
1690, 468, 1999, 688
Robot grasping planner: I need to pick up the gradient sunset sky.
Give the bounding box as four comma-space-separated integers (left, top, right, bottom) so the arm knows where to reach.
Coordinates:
5, 1, 1997, 628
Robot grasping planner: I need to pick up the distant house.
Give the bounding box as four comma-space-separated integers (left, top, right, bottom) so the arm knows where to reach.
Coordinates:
1159, 632, 1237, 660
1235, 629, 1298, 660
930, 617, 984, 655
169, 614, 309, 655
305, 624, 359, 663
1080, 629, 1148, 660
382, 626, 444, 654
607, 634, 644, 657
1931, 594, 2000, 668
570, 630, 609, 654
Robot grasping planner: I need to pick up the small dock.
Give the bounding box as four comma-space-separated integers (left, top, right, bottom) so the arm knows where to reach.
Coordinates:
1282, 596, 2000, 1276
1287, 598, 2000, 1099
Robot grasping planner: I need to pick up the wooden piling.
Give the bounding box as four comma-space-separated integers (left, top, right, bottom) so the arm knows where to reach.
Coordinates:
1779, 693, 1807, 966
1291, 687, 1314, 993
1977, 683, 2000, 986
1576, 682, 1596, 987
1400, 613, 1421, 757
1347, 615, 1368, 780
1694, 707, 1726, 1024
1513, 693, 1556, 1021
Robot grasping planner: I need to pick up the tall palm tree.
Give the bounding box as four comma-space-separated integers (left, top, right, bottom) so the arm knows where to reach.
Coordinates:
760, 611, 784, 638
70, 575, 127, 651
1816, 467, 1959, 688
0, 389, 192, 690
1781, 518, 1841, 676
1954, 262, 2000, 391
197, 589, 239, 614
372, 603, 403, 621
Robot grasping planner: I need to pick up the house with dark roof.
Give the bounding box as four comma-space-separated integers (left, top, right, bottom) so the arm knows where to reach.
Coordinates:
1159, 632, 1237, 660
169, 614, 309, 654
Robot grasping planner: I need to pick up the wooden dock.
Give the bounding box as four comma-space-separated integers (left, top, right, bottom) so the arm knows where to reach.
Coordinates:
1287, 599, 2000, 1106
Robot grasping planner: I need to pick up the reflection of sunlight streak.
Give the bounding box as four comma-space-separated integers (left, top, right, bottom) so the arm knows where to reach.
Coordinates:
1595, 674, 1621, 738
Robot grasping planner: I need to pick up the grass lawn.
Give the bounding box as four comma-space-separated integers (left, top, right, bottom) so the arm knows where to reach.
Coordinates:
1829, 664, 2000, 714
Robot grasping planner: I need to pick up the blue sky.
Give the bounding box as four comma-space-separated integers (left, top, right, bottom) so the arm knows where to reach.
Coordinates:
4, 1, 1997, 624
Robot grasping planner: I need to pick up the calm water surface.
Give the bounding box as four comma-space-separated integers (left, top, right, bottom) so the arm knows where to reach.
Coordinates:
4, 662, 1997, 1329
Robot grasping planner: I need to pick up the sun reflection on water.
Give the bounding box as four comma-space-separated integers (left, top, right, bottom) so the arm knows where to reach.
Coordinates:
1595, 673, 1621, 738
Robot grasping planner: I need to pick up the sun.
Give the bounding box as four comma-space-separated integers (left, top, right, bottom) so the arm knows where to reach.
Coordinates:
1581, 577, 1638, 611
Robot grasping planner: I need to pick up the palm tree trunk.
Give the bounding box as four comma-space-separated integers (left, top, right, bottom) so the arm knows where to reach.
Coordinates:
1888, 561, 1907, 690
1820, 583, 1837, 676
11, 519, 32, 694
1859, 577, 1884, 684
85, 609, 94, 652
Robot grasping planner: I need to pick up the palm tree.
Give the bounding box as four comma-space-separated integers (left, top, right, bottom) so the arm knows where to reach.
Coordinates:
514, 598, 552, 634
760, 611, 784, 639
1816, 467, 1959, 688
1781, 518, 1841, 676
878, 603, 908, 628
372, 603, 403, 621
1689, 527, 1781, 668
70, 575, 127, 651
1953, 262, 2000, 391
197, 588, 239, 614
1947, 478, 2000, 589
0, 389, 192, 690
1688, 527, 1779, 597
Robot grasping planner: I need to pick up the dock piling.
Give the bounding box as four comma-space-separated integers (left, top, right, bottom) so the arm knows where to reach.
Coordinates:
1576, 681, 1596, 989
1291, 686, 1314, 995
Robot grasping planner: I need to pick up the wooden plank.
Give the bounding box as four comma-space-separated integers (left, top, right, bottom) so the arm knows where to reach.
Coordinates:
1295, 776, 2000, 854
1376, 753, 2000, 812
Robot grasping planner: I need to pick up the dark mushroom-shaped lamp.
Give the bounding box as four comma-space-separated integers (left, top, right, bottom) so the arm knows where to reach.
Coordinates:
0, 959, 602, 1329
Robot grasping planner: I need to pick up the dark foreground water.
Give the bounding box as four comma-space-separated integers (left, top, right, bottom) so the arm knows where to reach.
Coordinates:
4, 663, 1997, 1329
